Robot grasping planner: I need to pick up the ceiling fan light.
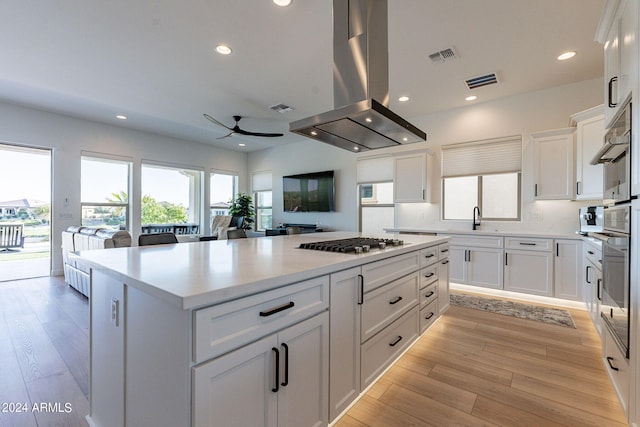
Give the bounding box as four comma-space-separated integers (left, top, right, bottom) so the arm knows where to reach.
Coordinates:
215, 45, 232, 55
116, 115, 127, 120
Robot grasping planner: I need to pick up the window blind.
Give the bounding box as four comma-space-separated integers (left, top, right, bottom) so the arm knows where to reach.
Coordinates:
252, 171, 272, 191
357, 156, 394, 183
441, 135, 522, 178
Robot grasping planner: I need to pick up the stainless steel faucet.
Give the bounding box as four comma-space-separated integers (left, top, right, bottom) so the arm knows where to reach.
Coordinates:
473, 206, 481, 230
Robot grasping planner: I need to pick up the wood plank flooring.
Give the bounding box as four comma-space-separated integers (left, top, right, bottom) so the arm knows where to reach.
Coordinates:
335, 292, 628, 427
0, 279, 627, 426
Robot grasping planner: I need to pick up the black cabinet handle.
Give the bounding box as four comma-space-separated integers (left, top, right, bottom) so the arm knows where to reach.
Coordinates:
597, 278, 602, 301
585, 265, 591, 284
281, 343, 289, 387
389, 296, 403, 305
534, 184, 538, 197
424, 291, 435, 298
588, 250, 594, 255
425, 312, 434, 320
577, 181, 581, 195
424, 272, 435, 278
606, 356, 619, 371
441, 260, 449, 265
260, 301, 295, 317
357, 274, 364, 305
440, 249, 449, 253
556, 243, 559, 257
272, 347, 280, 392
608, 76, 618, 108
389, 336, 403, 347
505, 253, 508, 266
519, 242, 536, 246
424, 254, 435, 258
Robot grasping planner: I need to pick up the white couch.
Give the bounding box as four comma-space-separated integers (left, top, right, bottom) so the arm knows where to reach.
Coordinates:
61, 226, 131, 297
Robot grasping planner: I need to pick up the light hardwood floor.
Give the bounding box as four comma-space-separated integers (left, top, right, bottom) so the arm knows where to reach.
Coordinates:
0, 278, 627, 426
335, 292, 628, 427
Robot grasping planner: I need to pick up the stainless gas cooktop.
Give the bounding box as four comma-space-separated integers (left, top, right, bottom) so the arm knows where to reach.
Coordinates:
297, 237, 404, 253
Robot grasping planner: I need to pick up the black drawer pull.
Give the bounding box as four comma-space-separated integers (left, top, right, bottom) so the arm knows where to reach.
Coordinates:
440, 249, 449, 253
424, 291, 435, 298
425, 312, 434, 320
519, 242, 537, 246
606, 356, 619, 371
389, 296, 403, 305
588, 250, 595, 255
272, 347, 280, 392
389, 336, 403, 347
424, 254, 435, 258
424, 272, 435, 278
260, 301, 295, 317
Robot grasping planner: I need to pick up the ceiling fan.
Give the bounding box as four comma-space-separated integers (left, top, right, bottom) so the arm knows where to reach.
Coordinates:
203, 114, 284, 138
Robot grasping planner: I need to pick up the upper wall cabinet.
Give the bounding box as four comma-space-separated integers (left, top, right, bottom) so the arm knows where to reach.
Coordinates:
600, 0, 637, 128
571, 106, 605, 201
394, 153, 427, 203
532, 128, 576, 200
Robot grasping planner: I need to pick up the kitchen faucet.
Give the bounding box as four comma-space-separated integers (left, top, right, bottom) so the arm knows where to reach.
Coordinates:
473, 206, 481, 230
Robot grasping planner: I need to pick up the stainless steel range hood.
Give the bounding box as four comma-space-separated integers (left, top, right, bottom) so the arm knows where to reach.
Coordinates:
289, 0, 426, 152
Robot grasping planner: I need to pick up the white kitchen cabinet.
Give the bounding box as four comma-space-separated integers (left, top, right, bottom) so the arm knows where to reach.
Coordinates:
193, 312, 329, 427
584, 252, 603, 335
394, 153, 427, 202
532, 128, 576, 200
602, 325, 630, 416
571, 107, 605, 200
437, 246, 450, 314
554, 240, 582, 301
450, 246, 503, 290
504, 250, 554, 297
329, 267, 361, 421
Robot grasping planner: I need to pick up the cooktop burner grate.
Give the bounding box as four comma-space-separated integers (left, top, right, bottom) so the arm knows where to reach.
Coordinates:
298, 237, 403, 253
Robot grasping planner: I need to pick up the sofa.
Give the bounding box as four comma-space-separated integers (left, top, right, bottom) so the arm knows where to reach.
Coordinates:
61, 226, 132, 297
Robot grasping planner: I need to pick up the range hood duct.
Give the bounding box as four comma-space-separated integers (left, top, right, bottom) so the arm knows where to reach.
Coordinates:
289, 0, 426, 152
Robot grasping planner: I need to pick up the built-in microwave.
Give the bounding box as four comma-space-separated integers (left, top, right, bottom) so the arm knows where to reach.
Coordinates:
592, 101, 632, 206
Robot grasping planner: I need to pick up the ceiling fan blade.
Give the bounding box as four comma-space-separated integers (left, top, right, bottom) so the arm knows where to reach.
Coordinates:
203, 113, 233, 130
234, 128, 284, 138
216, 131, 234, 139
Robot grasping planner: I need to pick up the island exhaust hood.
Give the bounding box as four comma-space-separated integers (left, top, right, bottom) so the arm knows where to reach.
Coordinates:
289, 0, 426, 152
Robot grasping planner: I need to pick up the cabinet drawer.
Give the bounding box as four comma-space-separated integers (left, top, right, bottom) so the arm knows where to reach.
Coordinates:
361, 308, 419, 388
583, 239, 602, 267
361, 272, 419, 343
419, 282, 437, 309
504, 237, 552, 252
447, 234, 503, 248
420, 300, 438, 334
419, 246, 438, 268
603, 328, 630, 412
361, 251, 420, 293
193, 276, 329, 363
420, 263, 438, 288
438, 243, 450, 258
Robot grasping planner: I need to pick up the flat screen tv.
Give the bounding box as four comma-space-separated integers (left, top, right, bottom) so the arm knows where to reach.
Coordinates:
283, 170, 335, 212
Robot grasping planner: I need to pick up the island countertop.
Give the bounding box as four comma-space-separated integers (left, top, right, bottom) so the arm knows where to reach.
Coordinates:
74, 231, 449, 310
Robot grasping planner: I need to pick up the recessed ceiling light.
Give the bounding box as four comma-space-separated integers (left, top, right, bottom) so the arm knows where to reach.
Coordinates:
557, 51, 576, 61
215, 44, 232, 55
116, 115, 127, 120
402, 137, 408, 142
273, 0, 291, 6
398, 96, 410, 102
238, 143, 246, 147
310, 131, 318, 136
365, 117, 372, 123
353, 146, 360, 151
465, 95, 477, 101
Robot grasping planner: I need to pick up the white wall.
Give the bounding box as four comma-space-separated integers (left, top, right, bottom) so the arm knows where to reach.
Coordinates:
248, 139, 358, 231
250, 78, 604, 235
0, 101, 248, 275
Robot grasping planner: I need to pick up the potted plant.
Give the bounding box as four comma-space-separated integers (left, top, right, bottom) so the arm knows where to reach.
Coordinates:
228, 193, 255, 230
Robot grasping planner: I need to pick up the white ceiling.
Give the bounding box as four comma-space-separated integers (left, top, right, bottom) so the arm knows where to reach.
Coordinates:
0, 0, 605, 152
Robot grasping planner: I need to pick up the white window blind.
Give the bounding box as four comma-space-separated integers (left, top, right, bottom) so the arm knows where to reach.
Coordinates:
252, 171, 272, 191
441, 135, 522, 178
357, 156, 394, 183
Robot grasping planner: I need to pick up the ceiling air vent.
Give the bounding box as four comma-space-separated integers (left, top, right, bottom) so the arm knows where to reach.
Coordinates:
465, 73, 499, 89
428, 47, 457, 63
270, 103, 294, 113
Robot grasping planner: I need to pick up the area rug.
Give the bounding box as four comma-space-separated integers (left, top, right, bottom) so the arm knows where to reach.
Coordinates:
450, 293, 576, 328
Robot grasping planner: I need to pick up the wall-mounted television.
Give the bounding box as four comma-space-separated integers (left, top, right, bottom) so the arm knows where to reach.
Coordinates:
283, 170, 335, 212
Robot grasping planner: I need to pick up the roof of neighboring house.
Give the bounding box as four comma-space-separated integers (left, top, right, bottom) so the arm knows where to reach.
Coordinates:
0, 198, 49, 208
210, 201, 230, 209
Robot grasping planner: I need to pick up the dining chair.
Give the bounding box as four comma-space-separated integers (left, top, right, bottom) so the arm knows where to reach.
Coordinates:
138, 232, 178, 246
227, 229, 247, 239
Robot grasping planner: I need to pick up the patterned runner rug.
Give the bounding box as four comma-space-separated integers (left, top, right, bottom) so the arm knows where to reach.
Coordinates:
450, 293, 576, 328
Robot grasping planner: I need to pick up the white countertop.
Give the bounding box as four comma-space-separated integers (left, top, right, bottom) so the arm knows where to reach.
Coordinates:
385, 227, 582, 240
75, 232, 448, 310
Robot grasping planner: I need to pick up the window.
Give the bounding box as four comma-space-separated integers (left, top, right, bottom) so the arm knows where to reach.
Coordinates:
253, 171, 272, 231
141, 162, 202, 231
359, 182, 394, 234
81, 155, 131, 230
441, 136, 522, 221
210, 171, 238, 217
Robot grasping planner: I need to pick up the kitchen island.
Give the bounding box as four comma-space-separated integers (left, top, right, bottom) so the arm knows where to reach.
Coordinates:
76, 232, 449, 427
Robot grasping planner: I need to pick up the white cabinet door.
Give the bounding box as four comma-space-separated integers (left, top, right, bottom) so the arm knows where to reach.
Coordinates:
329, 267, 361, 421
504, 250, 553, 296
467, 248, 504, 289
192, 335, 278, 427
584, 257, 602, 335
533, 129, 576, 200
437, 257, 450, 314
554, 240, 582, 301
604, 17, 621, 127
278, 312, 329, 427
394, 153, 427, 202
448, 246, 466, 285
575, 113, 604, 200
